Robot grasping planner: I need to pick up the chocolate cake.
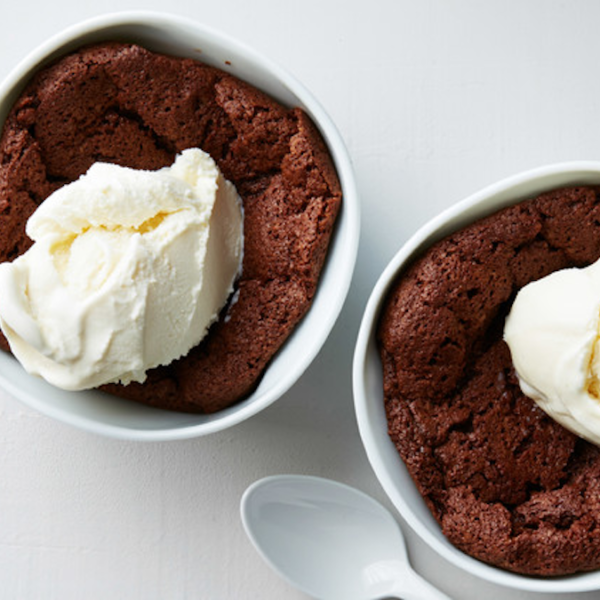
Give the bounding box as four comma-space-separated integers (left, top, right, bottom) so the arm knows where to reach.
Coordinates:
378, 186, 600, 576
0, 43, 342, 413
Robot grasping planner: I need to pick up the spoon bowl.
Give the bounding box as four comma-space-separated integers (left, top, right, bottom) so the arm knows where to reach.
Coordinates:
241, 475, 451, 600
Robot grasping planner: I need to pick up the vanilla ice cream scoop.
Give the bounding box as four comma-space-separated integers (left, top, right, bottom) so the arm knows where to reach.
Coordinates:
0, 148, 243, 390
504, 259, 600, 445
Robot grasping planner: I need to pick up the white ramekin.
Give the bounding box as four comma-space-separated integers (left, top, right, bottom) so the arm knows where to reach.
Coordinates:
353, 162, 600, 593
0, 11, 360, 440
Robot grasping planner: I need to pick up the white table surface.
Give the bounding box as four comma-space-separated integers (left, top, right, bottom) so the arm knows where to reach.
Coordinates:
2, 1, 600, 598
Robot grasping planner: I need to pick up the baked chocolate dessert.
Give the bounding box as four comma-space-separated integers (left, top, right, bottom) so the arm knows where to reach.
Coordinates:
0, 43, 342, 413
378, 186, 600, 576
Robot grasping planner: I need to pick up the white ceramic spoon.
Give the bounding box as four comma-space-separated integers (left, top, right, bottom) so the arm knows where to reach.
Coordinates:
241, 474, 452, 600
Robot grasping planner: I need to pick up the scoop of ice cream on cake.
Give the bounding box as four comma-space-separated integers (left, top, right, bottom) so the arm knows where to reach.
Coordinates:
505, 258, 600, 445
0, 148, 243, 390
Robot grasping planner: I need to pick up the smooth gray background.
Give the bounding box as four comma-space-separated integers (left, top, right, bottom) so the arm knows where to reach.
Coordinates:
1, 1, 599, 598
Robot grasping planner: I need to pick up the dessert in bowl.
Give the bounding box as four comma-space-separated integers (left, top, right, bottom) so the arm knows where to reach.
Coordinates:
0, 12, 359, 440
353, 163, 600, 592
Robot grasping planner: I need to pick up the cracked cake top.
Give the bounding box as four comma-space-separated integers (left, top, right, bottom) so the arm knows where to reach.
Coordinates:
0, 42, 342, 413
378, 186, 600, 575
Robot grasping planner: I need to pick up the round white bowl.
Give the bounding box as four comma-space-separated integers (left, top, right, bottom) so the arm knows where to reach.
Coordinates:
0, 11, 359, 441
353, 163, 600, 593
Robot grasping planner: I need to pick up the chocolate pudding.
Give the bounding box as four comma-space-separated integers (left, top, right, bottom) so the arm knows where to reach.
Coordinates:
0, 43, 342, 413
378, 186, 600, 575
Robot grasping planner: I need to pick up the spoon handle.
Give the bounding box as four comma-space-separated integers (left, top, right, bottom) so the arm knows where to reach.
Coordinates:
389, 565, 453, 600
